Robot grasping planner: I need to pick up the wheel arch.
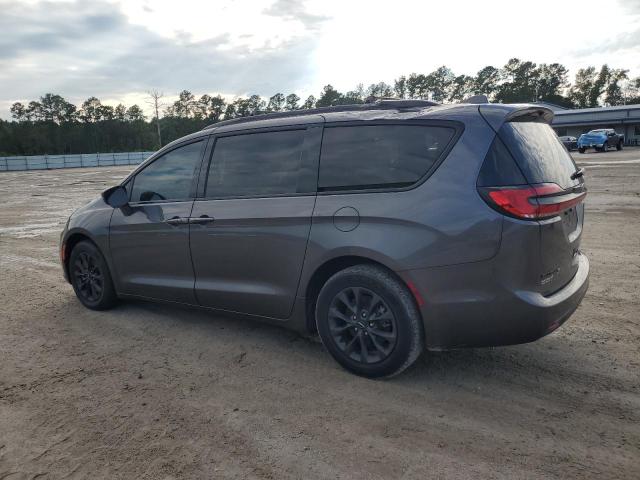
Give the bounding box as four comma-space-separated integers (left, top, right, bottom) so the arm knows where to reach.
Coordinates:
303, 255, 417, 333
62, 230, 101, 282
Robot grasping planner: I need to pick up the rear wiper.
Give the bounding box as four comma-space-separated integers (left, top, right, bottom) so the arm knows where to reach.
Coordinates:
571, 167, 584, 180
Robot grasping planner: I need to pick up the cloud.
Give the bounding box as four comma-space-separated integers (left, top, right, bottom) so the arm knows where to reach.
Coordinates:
569, 2, 640, 59
0, 2, 122, 60
2, 0, 638, 120
0, 0, 321, 115
571, 1, 640, 56
572, 28, 640, 56
619, 0, 640, 14
263, 0, 329, 31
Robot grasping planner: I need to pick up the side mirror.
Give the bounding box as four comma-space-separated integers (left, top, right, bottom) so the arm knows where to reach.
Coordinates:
103, 185, 129, 208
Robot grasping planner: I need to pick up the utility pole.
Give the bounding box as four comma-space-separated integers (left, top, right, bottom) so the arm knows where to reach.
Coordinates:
146, 90, 164, 149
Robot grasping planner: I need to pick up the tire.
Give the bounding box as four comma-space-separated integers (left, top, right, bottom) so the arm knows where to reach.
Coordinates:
315, 265, 424, 378
69, 240, 117, 310
617, 141, 623, 151
601, 142, 608, 152
578, 147, 585, 154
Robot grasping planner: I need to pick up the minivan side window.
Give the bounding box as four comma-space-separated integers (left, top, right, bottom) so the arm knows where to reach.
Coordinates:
318, 125, 456, 191
130, 140, 204, 202
206, 129, 306, 198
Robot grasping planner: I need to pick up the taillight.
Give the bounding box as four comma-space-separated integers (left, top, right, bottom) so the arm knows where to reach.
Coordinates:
479, 183, 586, 220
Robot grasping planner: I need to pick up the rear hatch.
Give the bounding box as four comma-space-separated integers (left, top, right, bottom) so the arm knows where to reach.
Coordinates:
478, 115, 586, 295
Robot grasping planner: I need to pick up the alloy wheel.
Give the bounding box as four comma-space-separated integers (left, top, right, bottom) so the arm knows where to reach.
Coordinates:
328, 287, 398, 364
72, 252, 104, 303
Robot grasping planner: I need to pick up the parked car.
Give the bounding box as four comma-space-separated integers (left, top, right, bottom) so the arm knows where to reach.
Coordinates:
559, 135, 578, 151
60, 100, 589, 378
577, 129, 624, 153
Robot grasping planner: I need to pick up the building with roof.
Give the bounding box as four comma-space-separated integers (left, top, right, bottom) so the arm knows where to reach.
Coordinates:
540, 102, 640, 145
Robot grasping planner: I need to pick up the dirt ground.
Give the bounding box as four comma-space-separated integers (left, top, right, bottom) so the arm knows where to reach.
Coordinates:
1, 148, 639, 479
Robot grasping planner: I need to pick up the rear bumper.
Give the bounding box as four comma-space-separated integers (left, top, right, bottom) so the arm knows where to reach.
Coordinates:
399, 253, 589, 350
511, 253, 589, 335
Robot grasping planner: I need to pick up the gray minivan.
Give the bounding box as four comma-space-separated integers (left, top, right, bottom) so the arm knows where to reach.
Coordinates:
60, 99, 589, 378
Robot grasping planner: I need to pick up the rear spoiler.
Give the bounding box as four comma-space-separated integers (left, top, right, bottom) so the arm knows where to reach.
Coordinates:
460, 94, 489, 104
479, 104, 554, 132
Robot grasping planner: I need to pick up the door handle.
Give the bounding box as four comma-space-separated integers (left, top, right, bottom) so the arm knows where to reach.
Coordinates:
165, 216, 188, 226
189, 215, 215, 225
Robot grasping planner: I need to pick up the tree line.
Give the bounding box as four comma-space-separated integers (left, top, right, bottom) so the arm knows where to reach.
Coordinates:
1, 58, 639, 156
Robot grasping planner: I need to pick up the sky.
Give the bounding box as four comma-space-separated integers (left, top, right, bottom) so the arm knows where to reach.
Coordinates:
1, 0, 639, 119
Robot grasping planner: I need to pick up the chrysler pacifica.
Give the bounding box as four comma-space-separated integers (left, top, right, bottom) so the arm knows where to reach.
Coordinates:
60, 99, 589, 377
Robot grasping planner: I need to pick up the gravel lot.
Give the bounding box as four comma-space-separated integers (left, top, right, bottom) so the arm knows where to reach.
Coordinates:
1, 148, 639, 479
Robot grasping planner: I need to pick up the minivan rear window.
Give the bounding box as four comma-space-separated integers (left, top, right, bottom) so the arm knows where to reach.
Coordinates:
318, 125, 456, 191
498, 122, 578, 189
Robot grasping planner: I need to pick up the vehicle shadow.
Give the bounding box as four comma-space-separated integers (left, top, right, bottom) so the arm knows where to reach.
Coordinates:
62, 294, 635, 448
99, 298, 603, 397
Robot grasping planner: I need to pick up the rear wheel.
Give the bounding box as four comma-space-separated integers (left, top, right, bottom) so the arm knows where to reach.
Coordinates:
69, 241, 117, 310
315, 265, 424, 378
578, 147, 585, 154
617, 141, 623, 151
600, 142, 608, 152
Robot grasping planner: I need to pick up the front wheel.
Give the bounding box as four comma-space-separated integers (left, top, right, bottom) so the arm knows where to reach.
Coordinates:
578, 147, 585, 154
617, 142, 623, 151
600, 142, 608, 152
69, 240, 117, 310
315, 265, 424, 378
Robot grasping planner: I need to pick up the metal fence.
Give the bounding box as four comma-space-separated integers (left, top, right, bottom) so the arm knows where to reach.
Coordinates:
0, 151, 156, 172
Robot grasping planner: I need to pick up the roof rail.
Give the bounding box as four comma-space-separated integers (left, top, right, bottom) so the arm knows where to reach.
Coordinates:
202, 98, 439, 130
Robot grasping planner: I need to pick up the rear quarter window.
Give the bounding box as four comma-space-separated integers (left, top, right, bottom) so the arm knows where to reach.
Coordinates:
318, 125, 456, 191
476, 136, 527, 187
498, 122, 579, 189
